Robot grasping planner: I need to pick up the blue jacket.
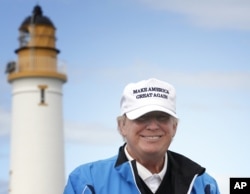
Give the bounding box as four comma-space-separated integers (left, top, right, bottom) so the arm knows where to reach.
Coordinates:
64, 145, 220, 194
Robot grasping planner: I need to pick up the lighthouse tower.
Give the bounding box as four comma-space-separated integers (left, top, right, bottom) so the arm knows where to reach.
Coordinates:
6, 5, 67, 194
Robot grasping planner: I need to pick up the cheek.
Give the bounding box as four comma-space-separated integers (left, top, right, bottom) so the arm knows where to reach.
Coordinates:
120, 128, 127, 136
120, 124, 130, 137
165, 123, 177, 136
170, 124, 177, 137
120, 121, 137, 137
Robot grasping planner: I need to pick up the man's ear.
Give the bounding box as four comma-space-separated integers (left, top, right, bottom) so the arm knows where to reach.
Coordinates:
117, 116, 126, 135
172, 119, 178, 137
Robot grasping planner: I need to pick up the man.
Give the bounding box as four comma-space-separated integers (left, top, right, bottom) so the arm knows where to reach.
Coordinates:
64, 78, 220, 194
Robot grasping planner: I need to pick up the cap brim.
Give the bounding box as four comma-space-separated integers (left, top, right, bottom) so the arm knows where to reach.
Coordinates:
125, 105, 178, 120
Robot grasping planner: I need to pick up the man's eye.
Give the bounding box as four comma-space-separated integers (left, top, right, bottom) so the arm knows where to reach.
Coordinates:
136, 114, 170, 122
157, 115, 170, 121
136, 116, 148, 122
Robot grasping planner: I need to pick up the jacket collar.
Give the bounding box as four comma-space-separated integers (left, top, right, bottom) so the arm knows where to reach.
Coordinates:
115, 144, 128, 167
166, 150, 205, 193
114, 144, 205, 193
114, 144, 138, 186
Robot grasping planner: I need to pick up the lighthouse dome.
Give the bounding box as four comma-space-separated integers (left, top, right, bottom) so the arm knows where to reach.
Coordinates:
19, 5, 55, 30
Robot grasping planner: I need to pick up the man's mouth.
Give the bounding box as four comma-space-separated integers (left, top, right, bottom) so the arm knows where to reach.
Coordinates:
141, 135, 162, 140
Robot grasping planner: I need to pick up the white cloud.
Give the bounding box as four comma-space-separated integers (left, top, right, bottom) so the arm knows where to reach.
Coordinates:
64, 121, 122, 145
70, 62, 250, 90
138, 0, 250, 30
170, 71, 250, 89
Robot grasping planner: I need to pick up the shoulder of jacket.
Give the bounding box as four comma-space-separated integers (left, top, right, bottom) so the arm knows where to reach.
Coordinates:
195, 173, 220, 192
70, 155, 118, 175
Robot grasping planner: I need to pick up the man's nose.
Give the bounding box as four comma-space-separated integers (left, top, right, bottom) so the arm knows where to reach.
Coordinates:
146, 118, 159, 130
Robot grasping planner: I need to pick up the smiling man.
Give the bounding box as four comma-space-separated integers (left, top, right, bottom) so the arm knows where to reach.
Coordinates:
64, 78, 220, 194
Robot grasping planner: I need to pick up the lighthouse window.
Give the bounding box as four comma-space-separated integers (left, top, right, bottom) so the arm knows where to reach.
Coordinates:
38, 85, 48, 105
19, 30, 30, 47
41, 89, 45, 103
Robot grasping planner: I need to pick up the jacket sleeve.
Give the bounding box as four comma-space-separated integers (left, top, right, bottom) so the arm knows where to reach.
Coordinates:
63, 166, 95, 194
63, 175, 76, 194
192, 173, 220, 194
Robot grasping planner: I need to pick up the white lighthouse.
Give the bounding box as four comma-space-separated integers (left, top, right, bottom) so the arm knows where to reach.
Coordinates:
6, 5, 67, 194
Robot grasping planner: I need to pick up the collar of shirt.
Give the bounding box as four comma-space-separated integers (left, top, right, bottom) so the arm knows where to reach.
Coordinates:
124, 145, 168, 182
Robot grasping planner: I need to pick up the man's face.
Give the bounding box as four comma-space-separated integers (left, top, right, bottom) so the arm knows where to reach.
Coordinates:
119, 111, 177, 160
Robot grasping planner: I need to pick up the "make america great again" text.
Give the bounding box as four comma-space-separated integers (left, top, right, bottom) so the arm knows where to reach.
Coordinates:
133, 87, 169, 99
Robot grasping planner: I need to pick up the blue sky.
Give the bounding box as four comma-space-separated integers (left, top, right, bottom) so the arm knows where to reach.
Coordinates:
1, 0, 250, 193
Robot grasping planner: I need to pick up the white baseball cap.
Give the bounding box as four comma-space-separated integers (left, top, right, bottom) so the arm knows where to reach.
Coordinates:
120, 78, 178, 120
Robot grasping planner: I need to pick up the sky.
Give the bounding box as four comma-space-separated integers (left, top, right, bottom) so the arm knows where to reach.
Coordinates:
1, 0, 250, 193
